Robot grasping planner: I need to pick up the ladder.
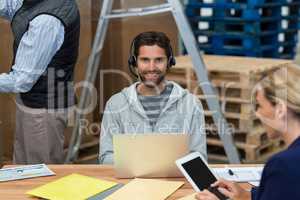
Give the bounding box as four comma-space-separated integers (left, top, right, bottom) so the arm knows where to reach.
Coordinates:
65, 0, 241, 164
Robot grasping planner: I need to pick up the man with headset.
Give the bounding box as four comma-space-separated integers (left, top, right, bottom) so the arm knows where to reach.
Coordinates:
99, 31, 207, 164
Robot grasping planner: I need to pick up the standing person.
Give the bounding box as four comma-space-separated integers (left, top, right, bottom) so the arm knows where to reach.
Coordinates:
195, 65, 300, 200
99, 31, 207, 164
0, 0, 80, 164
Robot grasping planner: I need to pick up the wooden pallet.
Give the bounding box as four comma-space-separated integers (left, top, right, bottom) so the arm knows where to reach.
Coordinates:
172, 55, 291, 75
168, 55, 291, 92
206, 124, 269, 147
168, 55, 291, 120
207, 137, 286, 163
167, 55, 291, 127
168, 55, 291, 162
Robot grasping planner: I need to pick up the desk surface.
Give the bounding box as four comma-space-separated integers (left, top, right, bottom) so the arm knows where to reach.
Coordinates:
0, 165, 254, 200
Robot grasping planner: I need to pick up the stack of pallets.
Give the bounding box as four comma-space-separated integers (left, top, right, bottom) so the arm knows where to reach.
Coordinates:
279, 0, 300, 59
167, 55, 292, 163
185, 0, 300, 59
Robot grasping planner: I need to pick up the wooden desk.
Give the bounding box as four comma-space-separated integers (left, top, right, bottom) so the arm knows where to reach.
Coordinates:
0, 165, 254, 200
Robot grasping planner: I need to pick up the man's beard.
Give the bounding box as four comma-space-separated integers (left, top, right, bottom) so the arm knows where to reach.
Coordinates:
138, 70, 165, 88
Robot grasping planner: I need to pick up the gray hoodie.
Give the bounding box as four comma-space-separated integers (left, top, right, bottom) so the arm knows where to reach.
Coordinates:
99, 81, 207, 164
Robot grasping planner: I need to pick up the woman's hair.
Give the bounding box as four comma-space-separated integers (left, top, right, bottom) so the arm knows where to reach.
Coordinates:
259, 64, 300, 118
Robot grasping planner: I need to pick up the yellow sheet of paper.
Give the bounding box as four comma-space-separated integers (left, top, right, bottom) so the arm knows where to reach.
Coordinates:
27, 173, 118, 200
178, 193, 198, 200
104, 178, 184, 200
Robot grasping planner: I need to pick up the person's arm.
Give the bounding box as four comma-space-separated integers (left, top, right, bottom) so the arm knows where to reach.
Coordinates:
0, 14, 64, 93
99, 99, 121, 164
189, 96, 207, 160
0, 0, 22, 20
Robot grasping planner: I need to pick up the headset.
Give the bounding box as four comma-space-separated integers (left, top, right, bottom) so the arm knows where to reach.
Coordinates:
128, 36, 176, 78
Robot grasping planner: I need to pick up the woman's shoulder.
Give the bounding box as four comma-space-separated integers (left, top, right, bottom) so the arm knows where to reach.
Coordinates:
264, 144, 300, 174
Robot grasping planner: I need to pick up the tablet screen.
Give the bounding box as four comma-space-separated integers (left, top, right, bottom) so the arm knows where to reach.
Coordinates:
182, 157, 217, 190
181, 156, 227, 200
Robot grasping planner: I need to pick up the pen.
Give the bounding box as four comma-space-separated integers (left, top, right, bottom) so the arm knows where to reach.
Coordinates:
228, 169, 234, 176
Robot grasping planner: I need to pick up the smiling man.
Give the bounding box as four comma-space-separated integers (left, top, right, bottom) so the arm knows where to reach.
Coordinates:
99, 31, 207, 164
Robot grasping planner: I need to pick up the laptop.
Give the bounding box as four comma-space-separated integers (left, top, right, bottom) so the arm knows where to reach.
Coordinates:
113, 134, 189, 178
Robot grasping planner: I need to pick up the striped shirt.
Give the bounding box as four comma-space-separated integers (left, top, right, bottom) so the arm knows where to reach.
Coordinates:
0, 0, 65, 93
138, 84, 174, 127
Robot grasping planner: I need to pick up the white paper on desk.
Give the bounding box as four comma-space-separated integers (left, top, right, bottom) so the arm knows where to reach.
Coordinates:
0, 164, 55, 182
212, 167, 263, 182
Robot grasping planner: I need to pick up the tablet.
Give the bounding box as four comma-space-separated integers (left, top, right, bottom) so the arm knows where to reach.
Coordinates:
176, 152, 228, 200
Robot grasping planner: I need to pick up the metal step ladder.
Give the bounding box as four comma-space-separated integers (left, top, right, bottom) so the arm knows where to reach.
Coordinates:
65, 0, 241, 164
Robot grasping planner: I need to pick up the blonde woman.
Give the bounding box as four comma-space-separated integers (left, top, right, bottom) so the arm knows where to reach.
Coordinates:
196, 65, 300, 200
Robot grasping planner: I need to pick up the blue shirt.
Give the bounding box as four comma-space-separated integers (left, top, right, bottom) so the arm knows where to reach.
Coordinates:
251, 136, 300, 200
0, 0, 65, 93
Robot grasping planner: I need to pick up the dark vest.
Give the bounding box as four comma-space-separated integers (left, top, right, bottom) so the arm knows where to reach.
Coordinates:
11, 0, 80, 109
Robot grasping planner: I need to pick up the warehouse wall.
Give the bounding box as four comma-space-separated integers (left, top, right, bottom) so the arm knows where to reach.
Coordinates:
92, 0, 123, 122
0, 19, 14, 164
